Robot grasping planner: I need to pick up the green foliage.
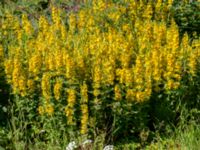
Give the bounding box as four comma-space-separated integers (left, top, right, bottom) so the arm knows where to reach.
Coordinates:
172, 0, 200, 39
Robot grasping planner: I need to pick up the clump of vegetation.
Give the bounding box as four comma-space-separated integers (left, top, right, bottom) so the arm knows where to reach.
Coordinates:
0, 0, 200, 149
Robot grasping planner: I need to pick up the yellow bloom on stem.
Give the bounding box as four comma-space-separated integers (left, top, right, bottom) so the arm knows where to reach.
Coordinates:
136, 92, 146, 102
80, 104, 89, 134
27, 79, 35, 93
22, 14, 33, 36
65, 89, 76, 125
67, 89, 76, 108
18, 76, 27, 97
38, 106, 45, 115
114, 84, 122, 101
4, 59, 13, 83
41, 73, 51, 101
28, 53, 43, 77
53, 78, 63, 101
0, 45, 4, 60
126, 89, 135, 101
46, 104, 54, 116
12, 59, 22, 94
93, 65, 101, 89
80, 83, 88, 103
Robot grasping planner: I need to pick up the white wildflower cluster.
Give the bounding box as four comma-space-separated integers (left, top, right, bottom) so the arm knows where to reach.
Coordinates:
82, 139, 93, 146
103, 145, 114, 150
66, 141, 77, 150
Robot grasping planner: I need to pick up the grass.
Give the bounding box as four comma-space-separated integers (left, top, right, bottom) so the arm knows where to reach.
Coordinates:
1, 119, 200, 149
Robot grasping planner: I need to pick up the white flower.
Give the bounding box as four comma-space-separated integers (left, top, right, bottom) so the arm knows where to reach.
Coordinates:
39, 130, 46, 134
82, 139, 93, 145
66, 141, 77, 150
103, 145, 114, 150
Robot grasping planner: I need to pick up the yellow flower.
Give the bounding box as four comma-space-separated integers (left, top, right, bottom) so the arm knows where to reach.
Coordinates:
66, 56, 75, 81
80, 83, 88, 103
28, 53, 43, 77
80, 104, 89, 134
53, 78, 63, 101
114, 84, 122, 101
93, 88, 100, 97
41, 73, 51, 101
65, 106, 74, 125
22, 14, 33, 36
4, 59, 13, 83
46, 104, 54, 116
27, 79, 35, 93
188, 51, 197, 76
18, 76, 27, 97
67, 89, 76, 108
65, 89, 76, 125
126, 89, 135, 101
12, 59, 21, 94
136, 92, 146, 102
93, 65, 101, 88
51, 6, 61, 30
0, 45, 4, 60
166, 79, 174, 91
38, 106, 45, 115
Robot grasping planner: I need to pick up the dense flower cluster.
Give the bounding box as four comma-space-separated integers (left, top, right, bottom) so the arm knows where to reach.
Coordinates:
0, 0, 199, 135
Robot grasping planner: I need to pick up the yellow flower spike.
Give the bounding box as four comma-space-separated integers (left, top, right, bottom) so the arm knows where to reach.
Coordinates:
173, 82, 180, 90
48, 54, 56, 71
114, 84, 122, 101
188, 51, 197, 77
67, 89, 76, 104
80, 83, 88, 103
61, 25, 67, 41
93, 65, 101, 89
126, 89, 135, 101
27, 79, 35, 93
168, 0, 173, 6
55, 51, 64, 72
53, 78, 63, 101
143, 3, 153, 20
125, 69, 133, 87
18, 76, 27, 97
80, 104, 89, 134
78, 10, 87, 29
155, 0, 162, 11
93, 88, 100, 97
66, 56, 75, 82
51, 6, 61, 30
102, 59, 115, 86
151, 50, 162, 82
39, 16, 49, 31
182, 33, 189, 49
136, 92, 146, 102
66, 89, 76, 125
4, 59, 13, 83
134, 55, 145, 90
38, 106, 45, 115
45, 104, 54, 116
12, 59, 22, 94
76, 54, 85, 74
22, 14, 33, 36
69, 13, 76, 32
28, 53, 43, 77
41, 73, 51, 101
0, 45, 4, 59
166, 79, 174, 91
65, 106, 74, 125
